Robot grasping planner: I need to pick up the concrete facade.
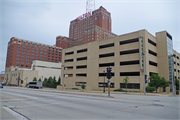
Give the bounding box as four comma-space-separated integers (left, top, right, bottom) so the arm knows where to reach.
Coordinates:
32, 60, 61, 81
3, 60, 62, 86
61, 29, 179, 92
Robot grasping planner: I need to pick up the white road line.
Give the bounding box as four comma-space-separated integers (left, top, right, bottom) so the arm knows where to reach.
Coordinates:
0, 91, 38, 99
2, 107, 28, 120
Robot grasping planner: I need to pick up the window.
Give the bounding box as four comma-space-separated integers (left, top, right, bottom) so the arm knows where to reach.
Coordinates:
65, 51, 74, 55
40, 51, 43, 53
36, 57, 38, 59
99, 53, 114, 58
31, 56, 34, 58
41, 48, 43, 50
31, 53, 34, 55
32, 47, 35, 49
23, 41, 26, 44
76, 65, 87, 69
21, 58, 24, 60
32, 50, 34, 52
149, 50, 157, 56
120, 38, 139, 45
22, 55, 25, 57
17, 54, 20, 56
17, 47, 20, 49
99, 43, 114, 49
148, 39, 156, 46
149, 61, 158, 67
37, 44, 39, 46
40, 54, 43, 56
27, 49, 30, 51
44, 58, 46, 60
18, 44, 21, 46
22, 48, 25, 50
65, 59, 73, 62
27, 52, 30, 54
99, 82, 114, 88
76, 74, 87, 77
120, 60, 139, 65
26, 59, 29, 61
16, 61, 19, 63
77, 57, 87, 61
28, 43, 30, 45
40, 57, 42, 59
36, 54, 38, 56
27, 46, 30, 48
16, 57, 19, 60
27, 55, 29, 58
36, 51, 39, 53
99, 63, 114, 67
17, 51, 20, 53
120, 72, 140, 76
26, 62, 29, 64
36, 48, 39, 50
22, 51, 25, 54
120, 83, 140, 89
45, 49, 47, 51
21, 61, 24, 64
120, 49, 139, 55
23, 45, 26, 47
44, 52, 47, 54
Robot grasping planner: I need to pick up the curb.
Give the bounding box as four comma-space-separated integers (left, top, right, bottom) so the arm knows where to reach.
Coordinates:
4, 86, 118, 98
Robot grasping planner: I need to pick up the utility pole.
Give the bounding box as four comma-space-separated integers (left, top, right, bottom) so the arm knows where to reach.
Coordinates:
62, 65, 64, 90
103, 70, 105, 93
142, 52, 146, 95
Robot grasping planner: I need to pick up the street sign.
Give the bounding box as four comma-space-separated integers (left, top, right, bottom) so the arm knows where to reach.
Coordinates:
107, 80, 110, 85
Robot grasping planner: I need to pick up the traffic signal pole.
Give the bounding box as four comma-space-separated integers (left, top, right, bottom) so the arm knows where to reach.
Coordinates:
108, 84, 110, 96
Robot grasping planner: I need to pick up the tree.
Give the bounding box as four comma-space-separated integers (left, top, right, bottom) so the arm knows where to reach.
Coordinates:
47, 77, 54, 87
43, 77, 48, 86
123, 76, 129, 93
81, 84, 85, 91
149, 74, 169, 93
33, 77, 37, 81
53, 76, 57, 85
21, 80, 23, 84
175, 78, 179, 90
57, 76, 61, 85
38, 78, 41, 81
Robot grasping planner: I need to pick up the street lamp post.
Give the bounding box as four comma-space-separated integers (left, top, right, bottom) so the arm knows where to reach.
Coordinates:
142, 52, 146, 95
62, 65, 64, 90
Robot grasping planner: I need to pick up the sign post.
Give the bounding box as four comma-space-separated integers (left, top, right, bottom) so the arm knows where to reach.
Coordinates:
108, 80, 110, 96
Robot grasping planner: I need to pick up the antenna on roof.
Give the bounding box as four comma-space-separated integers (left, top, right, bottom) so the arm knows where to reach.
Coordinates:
86, 0, 95, 13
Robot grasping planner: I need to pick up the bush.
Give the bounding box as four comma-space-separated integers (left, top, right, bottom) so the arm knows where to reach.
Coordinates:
72, 88, 79, 90
146, 86, 156, 93
114, 88, 127, 92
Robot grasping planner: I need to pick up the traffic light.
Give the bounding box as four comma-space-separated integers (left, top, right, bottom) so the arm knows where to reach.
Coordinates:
106, 66, 112, 79
145, 73, 147, 84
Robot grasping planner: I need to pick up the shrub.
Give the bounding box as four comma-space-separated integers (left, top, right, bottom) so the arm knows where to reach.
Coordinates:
114, 88, 127, 92
72, 88, 79, 90
81, 84, 85, 91
146, 86, 156, 93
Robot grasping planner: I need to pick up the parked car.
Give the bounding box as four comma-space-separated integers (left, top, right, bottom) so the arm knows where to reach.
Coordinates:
0, 83, 3, 88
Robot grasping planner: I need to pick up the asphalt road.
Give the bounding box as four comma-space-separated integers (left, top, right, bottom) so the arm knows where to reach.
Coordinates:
0, 87, 179, 120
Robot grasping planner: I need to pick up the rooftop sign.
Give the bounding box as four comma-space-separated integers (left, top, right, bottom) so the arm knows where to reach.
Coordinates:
76, 11, 91, 20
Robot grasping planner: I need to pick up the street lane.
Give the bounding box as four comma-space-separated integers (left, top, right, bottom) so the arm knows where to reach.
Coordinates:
0, 87, 179, 120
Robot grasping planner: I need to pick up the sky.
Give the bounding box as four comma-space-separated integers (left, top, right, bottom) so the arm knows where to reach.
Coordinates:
0, 0, 179, 73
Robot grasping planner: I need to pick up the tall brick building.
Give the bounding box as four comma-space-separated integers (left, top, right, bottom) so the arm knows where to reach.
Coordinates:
6, 37, 62, 69
56, 6, 117, 49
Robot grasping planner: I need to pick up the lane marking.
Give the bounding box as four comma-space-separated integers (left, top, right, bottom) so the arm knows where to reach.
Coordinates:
2, 107, 29, 120
0, 91, 38, 99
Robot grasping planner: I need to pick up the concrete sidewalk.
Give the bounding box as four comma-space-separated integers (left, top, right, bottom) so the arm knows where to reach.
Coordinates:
3, 86, 178, 97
